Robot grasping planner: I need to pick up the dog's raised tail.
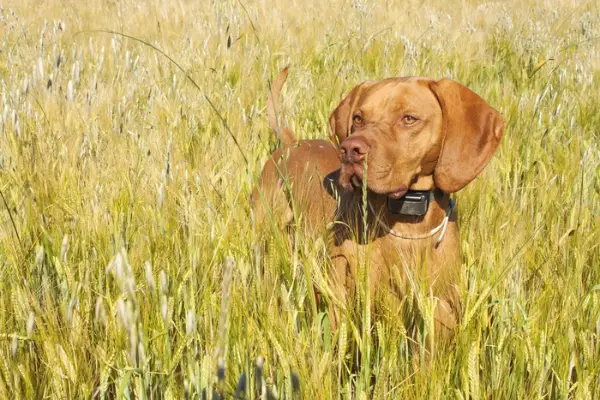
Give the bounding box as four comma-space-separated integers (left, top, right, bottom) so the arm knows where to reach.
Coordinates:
267, 67, 296, 146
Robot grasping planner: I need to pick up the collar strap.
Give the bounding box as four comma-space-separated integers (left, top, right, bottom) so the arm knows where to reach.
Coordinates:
369, 198, 455, 246
387, 188, 444, 217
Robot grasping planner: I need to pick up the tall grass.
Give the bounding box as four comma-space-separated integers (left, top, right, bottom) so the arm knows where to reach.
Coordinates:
0, 0, 599, 398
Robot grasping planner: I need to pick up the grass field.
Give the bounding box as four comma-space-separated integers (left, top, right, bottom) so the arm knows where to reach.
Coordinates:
0, 0, 599, 398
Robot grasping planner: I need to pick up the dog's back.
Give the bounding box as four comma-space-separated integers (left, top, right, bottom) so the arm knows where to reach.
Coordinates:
252, 68, 340, 234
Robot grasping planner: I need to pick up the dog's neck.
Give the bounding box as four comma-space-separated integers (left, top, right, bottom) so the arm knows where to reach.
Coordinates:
370, 188, 451, 235
386, 189, 444, 217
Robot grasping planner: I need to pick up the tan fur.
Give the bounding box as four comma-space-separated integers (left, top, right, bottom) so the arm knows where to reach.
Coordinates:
252, 68, 339, 233
254, 71, 505, 346
266, 66, 296, 147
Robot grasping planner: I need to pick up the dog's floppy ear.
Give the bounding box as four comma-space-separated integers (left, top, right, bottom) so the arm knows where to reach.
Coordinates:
429, 78, 505, 193
329, 81, 373, 145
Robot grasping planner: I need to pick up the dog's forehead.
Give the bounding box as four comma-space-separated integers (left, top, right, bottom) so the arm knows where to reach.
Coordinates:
360, 77, 437, 109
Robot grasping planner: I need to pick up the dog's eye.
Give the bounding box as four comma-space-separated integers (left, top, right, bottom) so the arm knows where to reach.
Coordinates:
352, 115, 363, 125
402, 115, 418, 125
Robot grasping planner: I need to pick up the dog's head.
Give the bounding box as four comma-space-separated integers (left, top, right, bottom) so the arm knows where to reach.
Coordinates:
330, 77, 504, 195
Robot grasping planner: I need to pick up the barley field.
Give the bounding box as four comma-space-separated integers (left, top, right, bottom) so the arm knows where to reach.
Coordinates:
0, 0, 599, 398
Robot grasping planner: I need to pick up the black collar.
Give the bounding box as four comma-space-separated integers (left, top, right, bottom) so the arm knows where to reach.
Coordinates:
386, 189, 444, 217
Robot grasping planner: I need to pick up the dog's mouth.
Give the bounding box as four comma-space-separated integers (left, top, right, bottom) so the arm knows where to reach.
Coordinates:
350, 175, 362, 188
342, 165, 408, 199
387, 187, 409, 199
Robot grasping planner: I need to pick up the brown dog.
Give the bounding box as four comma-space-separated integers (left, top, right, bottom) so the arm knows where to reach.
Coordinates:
253, 70, 504, 342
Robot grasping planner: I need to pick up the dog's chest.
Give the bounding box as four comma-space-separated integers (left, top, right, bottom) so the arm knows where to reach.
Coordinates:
335, 233, 435, 269
330, 221, 460, 295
